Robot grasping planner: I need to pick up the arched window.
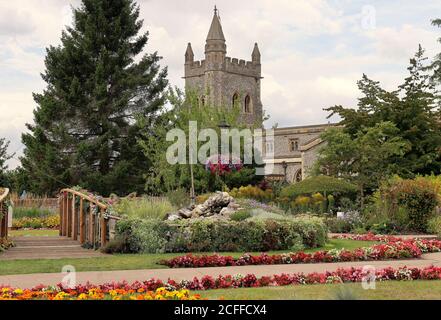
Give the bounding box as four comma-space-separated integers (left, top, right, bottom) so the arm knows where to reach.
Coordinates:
232, 92, 240, 107
244, 95, 252, 113
295, 169, 302, 183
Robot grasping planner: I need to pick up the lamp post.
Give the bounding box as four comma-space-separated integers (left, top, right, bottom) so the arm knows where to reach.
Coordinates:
218, 116, 230, 190
282, 161, 288, 182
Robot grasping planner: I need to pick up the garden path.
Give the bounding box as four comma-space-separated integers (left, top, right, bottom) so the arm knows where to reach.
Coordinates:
0, 236, 106, 260
1, 252, 441, 289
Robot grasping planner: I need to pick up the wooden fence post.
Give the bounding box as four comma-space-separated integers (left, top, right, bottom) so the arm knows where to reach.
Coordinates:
72, 195, 77, 240
89, 204, 94, 246
0, 202, 4, 239
67, 196, 72, 238
59, 195, 63, 236
79, 198, 85, 244
100, 207, 107, 246
63, 192, 69, 237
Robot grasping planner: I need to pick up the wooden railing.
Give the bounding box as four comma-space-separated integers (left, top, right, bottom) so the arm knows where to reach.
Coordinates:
59, 189, 120, 249
0, 188, 10, 240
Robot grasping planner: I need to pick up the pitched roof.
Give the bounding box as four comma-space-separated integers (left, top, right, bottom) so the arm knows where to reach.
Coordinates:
206, 11, 225, 41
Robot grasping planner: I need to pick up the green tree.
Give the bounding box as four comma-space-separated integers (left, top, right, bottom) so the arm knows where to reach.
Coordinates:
139, 89, 264, 195
428, 19, 441, 87
21, 0, 168, 196
325, 46, 441, 178
315, 122, 409, 208
0, 138, 13, 186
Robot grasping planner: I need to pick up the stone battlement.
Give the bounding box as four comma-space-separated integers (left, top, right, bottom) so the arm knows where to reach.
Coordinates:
185, 57, 261, 78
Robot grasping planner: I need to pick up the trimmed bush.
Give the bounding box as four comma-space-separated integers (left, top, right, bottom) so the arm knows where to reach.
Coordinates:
109, 216, 327, 254
280, 176, 357, 200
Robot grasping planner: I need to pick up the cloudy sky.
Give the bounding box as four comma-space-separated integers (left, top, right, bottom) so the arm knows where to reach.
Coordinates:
1, 0, 440, 168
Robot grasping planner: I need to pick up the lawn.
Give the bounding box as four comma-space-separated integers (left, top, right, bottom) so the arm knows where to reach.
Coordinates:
9, 229, 59, 237
193, 280, 441, 300
0, 239, 377, 276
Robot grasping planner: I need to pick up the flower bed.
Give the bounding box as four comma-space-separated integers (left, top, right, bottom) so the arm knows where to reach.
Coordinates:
160, 238, 441, 268
330, 233, 404, 242
0, 286, 202, 301
2, 266, 441, 299
12, 215, 60, 229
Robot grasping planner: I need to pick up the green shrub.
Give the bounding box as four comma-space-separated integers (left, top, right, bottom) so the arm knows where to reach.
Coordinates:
428, 215, 441, 238
230, 210, 252, 221
113, 216, 327, 253
280, 176, 357, 214
381, 178, 438, 232
114, 197, 175, 220
325, 217, 353, 233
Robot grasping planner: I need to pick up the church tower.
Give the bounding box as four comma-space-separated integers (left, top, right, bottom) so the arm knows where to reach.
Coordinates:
184, 6, 263, 126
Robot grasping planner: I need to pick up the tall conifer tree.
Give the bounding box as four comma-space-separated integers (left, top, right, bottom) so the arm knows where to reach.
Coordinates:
22, 0, 168, 195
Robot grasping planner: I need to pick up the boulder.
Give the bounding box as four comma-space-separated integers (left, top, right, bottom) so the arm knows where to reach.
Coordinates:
178, 208, 192, 219
167, 191, 240, 220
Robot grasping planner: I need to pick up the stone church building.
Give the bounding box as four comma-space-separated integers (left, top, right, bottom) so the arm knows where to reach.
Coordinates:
184, 8, 331, 183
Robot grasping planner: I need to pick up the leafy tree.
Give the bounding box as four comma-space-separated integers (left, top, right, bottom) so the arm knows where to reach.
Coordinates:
325, 46, 441, 178
315, 122, 409, 208
21, 0, 168, 196
139, 89, 264, 195
0, 138, 13, 186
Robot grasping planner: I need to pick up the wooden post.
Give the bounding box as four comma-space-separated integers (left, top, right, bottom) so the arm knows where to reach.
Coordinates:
0, 202, 4, 239
79, 198, 85, 244
4, 202, 8, 240
89, 204, 95, 246
62, 195, 67, 237
67, 196, 72, 238
59, 195, 63, 236
72, 195, 77, 240
100, 207, 107, 246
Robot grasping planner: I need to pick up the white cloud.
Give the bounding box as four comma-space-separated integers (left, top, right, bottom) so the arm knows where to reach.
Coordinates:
0, 0, 440, 169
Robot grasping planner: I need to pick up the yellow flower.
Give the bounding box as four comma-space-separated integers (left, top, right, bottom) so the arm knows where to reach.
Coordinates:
13, 289, 23, 295
77, 293, 88, 300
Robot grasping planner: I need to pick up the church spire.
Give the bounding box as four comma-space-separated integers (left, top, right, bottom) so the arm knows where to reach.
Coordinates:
185, 43, 194, 64
206, 6, 225, 41
252, 43, 261, 64
205, 6, 226, 56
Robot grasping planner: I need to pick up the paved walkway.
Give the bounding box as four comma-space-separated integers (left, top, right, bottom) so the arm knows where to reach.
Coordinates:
1, 252, 441, 289
0, 236, 106, 260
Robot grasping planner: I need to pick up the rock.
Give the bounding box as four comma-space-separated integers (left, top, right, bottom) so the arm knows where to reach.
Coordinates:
191, 205, 204, 218
167, 214, 181, 221
166, 191, 240, 221
227, 202, 240, 210
219, 207, 234, 216
178, 208, 192, 219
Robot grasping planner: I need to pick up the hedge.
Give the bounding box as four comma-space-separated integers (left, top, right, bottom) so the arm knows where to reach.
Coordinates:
106, 216, 327, 254
280, 176, 357, 200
